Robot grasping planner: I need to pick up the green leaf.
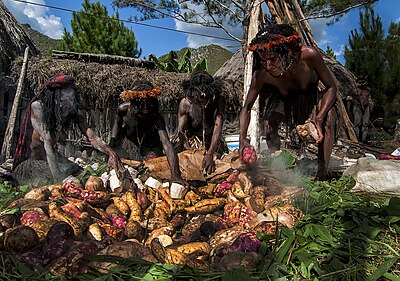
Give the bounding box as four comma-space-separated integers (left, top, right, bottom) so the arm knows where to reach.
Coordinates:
368, 257, 400, 281
222, 268, 253, 281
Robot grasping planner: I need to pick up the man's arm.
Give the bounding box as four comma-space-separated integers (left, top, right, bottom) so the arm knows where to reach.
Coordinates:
76, 110, 126, 179
30, 101, 60, 181
155, 115, 185, 184
109, 103, 128, 148
177, 98, 191, 150
202, 96, 226, 174
306, 46, 337, 142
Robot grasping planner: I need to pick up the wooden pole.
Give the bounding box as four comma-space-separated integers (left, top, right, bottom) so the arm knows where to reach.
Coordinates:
1, 46, 29, 162
243, 0, 263, 151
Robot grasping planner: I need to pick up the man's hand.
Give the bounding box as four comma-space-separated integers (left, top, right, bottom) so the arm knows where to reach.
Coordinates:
170, 176, 189, 188
239, 138, 251, 163
311, 118, 324, 143
202, 152, 216, 174
107, 151, 127, 180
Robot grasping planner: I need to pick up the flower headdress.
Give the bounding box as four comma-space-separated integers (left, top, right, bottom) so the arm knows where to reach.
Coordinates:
120, 80, 161, 101
248, 31, 300, 52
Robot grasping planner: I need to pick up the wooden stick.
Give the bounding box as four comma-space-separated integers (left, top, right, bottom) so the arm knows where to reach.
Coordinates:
1, 47, 29, 162
51, 50, 155, 69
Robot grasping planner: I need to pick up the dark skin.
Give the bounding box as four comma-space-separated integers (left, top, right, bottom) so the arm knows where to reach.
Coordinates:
346, 84, 371, 142
110, 99, 186, 185
30, 86, 126, 183
239, 45, 337, 179
177, 94, 226, 174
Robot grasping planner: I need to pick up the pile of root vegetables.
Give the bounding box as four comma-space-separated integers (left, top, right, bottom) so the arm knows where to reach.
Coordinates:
0, 168, 303, 278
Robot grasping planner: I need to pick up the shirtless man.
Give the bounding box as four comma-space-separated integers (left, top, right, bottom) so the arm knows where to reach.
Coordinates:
346, 77, 371, 143
177, 71, 227, 174
110, 80, 185, 184
14, 74, 126, 183
239, 24, 337, 180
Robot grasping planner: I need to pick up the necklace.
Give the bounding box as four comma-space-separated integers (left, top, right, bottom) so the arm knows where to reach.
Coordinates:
135, 125, 145, 149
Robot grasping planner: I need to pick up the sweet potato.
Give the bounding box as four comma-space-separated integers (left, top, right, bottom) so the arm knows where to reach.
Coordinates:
85, 175, 105, 192
4, 226, 39, 254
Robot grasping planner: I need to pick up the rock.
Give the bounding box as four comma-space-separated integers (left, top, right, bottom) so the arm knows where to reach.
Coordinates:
344, 157, 400, 194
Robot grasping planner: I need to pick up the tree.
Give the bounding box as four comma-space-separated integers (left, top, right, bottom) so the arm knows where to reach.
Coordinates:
148, 49, 207, 73
326, 45, 336, 59
345, 7, 400, 127
60, 0, 141, 58
112, 0, 378, 43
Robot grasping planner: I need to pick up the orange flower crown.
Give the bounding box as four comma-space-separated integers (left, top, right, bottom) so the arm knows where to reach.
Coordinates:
120, 86, 162, 101
248, 32, 300, 52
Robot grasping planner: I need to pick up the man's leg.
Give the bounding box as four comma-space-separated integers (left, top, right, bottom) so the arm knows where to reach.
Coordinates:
353, 106, 362, 141
316, 107, 337, 180
264, 111, 284, 152
361, 107, 370, 143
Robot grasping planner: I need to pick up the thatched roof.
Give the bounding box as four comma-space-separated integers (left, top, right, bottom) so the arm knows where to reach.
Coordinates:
11, 56, 191, 108
10, 54, 242, 109
0, 1, 39, 73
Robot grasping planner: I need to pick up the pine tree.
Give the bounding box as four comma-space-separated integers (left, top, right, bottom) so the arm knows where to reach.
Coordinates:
325, 45, 336, 60
345, 7, 400, 127
59, 0, 141, 58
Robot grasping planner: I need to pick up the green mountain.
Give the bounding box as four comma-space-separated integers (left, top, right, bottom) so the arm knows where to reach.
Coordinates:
159, 44, 233, 75
21, 24, 61, 55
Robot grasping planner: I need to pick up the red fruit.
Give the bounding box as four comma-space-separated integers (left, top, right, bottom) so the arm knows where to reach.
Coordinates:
243, 146, 257, 164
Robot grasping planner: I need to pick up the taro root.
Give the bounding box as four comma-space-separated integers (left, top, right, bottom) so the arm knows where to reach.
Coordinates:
85, 176, 105, 192
249, 192, 265, 213
4, 225, 40, 254
231, 181, 249, 199
7, 198, 39, 209
89, 241, 151, 273
209, 226, 245, 250
217, 251, 259, 271
30, 219, 58, 241
151, 238, 188, 265
24, 184, 55, 201
49, 241, 100, 278
223, 202, 255, 228
42, 221, 75, 263
139, 217, 171, 232
242, 146, 257, 164
21, 250, 45, 269
252, 221, 281, 235
124, 220, 145, 241
169, 213, 186, 231
20, 210, 48, 226
0, 214, 20, 229
215, 181, 232, 197
105, 204, 124, 219
238, 172, 253, 195
228, 232, 261, 253
48, 203, 86, 238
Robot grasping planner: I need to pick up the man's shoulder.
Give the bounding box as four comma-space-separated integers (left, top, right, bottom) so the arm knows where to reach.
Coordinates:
117, 102, 131, 112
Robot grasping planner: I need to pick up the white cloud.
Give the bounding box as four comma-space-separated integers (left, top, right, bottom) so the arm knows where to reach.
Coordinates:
4, 0, 64, 39
174, 3, 242, 52
396, 17, 400, 23
309, 18, 331, 47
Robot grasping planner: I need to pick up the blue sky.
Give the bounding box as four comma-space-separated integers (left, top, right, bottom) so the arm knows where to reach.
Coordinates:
4, 0, 400, 64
